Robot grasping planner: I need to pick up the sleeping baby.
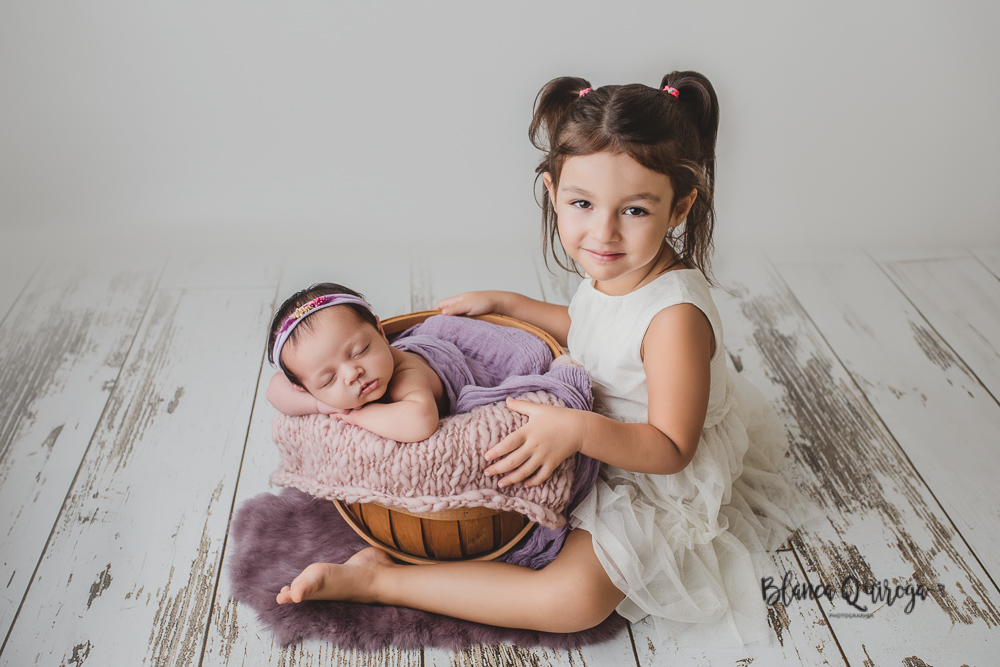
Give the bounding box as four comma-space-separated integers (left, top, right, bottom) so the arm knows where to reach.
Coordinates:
267, 282, 592, 449
267, 283, 445, 443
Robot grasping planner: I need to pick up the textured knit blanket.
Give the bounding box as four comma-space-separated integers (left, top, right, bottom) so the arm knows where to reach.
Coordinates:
270, 314, 596, 541
272, 390, 578, 528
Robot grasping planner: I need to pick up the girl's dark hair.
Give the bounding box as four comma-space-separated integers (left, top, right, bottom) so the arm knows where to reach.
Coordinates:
529, 71, 720, 282
266, 282, 379, 387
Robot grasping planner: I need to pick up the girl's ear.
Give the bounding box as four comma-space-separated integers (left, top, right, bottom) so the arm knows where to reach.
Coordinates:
672, 190, 698, 227
376, 317, 387, 340
542, 172, 556, 202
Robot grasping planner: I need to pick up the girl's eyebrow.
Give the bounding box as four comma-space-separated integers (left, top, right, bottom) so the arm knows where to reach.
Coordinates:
560, 185, 662, 204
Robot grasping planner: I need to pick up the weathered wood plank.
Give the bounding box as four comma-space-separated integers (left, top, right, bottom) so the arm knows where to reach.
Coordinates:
409, 240, 544, 311
271, 242, 414, 320
0, 285, 272, 666
159, 243, 283, 291
877, 252, 1000, 403
425, 639, 638, 667
0, 257, 159, 641
711, 253, 1000, 666
630, 549, 846, 666
202, 247, 422, 666
774, 251, 1000, 579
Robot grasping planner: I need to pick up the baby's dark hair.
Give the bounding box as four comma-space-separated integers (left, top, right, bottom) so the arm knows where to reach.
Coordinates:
530, 71, 720, 282
266, 282, 379, 387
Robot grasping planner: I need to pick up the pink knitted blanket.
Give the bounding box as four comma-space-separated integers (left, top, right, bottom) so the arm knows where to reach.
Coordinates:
271, 391, 576, 528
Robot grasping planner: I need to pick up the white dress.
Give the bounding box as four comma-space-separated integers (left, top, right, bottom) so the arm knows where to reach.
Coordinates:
568, 269, 799, 646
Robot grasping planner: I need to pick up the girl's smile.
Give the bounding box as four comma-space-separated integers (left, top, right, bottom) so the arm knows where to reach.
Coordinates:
545, 151, 695, 296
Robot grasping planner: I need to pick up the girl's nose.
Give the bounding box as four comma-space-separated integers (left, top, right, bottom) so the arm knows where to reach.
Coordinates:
590, 212, 620, 243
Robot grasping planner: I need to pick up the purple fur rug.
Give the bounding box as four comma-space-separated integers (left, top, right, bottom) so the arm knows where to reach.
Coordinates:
227, 488, 626, 651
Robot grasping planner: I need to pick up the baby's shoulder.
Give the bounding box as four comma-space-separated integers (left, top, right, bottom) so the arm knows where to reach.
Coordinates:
388, 347, 445, 404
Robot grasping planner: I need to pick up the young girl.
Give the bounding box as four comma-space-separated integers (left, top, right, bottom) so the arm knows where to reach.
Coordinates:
276, 71, 798, 645
266, 283, 445, 443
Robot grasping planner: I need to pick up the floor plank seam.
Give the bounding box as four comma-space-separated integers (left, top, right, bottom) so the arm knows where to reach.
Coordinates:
970, 247, 1000, 283
625, 621, 641, 667
788, 539, 851, 667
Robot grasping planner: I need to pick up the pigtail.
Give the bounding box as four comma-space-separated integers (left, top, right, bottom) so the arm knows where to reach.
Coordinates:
660, 71, 719, 189
530, 76, 593, 274
660, 71, 720, 283
529, 76, 593, 154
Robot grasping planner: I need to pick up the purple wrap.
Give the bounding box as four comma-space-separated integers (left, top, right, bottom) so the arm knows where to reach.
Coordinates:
391, 314, 591, 413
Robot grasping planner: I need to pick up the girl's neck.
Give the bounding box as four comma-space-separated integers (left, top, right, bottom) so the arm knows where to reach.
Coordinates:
593, 243, 683, 296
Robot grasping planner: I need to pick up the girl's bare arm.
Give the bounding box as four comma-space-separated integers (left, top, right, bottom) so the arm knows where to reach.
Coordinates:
485, 303, 712, 484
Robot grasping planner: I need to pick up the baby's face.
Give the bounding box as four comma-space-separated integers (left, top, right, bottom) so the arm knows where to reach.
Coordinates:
281, 306, 395, 410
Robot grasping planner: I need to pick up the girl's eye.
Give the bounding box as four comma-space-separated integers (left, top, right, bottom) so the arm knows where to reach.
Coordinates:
623, 206, 648, 216
570, 200, 592, 209
353, 344, 370, 359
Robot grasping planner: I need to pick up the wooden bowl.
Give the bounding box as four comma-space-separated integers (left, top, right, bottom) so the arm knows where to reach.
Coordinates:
332, 310, 563, 565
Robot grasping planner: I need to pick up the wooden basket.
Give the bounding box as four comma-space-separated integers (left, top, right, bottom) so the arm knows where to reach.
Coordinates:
331, 310, 563, 565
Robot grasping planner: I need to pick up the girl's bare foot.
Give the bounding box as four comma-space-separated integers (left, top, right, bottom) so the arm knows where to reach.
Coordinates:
275, 547, 395, 605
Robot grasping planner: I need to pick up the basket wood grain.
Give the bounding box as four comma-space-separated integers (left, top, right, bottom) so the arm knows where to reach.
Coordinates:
332, 310, 563, 565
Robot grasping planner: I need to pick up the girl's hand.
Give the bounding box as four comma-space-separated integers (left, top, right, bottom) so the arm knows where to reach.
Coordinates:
434, 291, 503, 317
484, 398, 585, 488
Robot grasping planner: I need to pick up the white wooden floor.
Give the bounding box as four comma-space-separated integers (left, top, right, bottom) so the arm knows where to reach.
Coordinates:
1, 236, 998, 666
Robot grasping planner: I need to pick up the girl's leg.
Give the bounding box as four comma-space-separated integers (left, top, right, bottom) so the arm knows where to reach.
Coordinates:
276, 529, 625, 633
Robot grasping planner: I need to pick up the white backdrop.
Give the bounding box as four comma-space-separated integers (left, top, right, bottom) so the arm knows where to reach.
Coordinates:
2, 1, 997, 255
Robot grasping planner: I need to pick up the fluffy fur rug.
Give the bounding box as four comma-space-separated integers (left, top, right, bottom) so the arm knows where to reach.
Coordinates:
227, 487, 626, 650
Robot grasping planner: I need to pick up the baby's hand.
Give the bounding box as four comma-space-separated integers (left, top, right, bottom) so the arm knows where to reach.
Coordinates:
318, 402, 352, 416
328, 406, 367, 427
484, 398, 584, 488
434, 291, 502, 317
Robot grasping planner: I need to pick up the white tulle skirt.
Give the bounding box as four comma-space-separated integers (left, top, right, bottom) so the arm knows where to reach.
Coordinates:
569, 370, 802, 647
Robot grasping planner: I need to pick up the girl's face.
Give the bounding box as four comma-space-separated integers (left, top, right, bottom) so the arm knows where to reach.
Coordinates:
281, 306, 395, 410
545, 151, 695, 296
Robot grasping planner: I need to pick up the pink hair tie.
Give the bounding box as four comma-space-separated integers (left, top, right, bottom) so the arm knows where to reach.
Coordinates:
662, 85, 679, 98
578, 88, 592, 98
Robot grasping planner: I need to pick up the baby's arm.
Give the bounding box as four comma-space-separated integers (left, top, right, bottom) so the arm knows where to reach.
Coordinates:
334, 357, 440, 443
435, 291, 571, 347
266, 372, 331, 416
